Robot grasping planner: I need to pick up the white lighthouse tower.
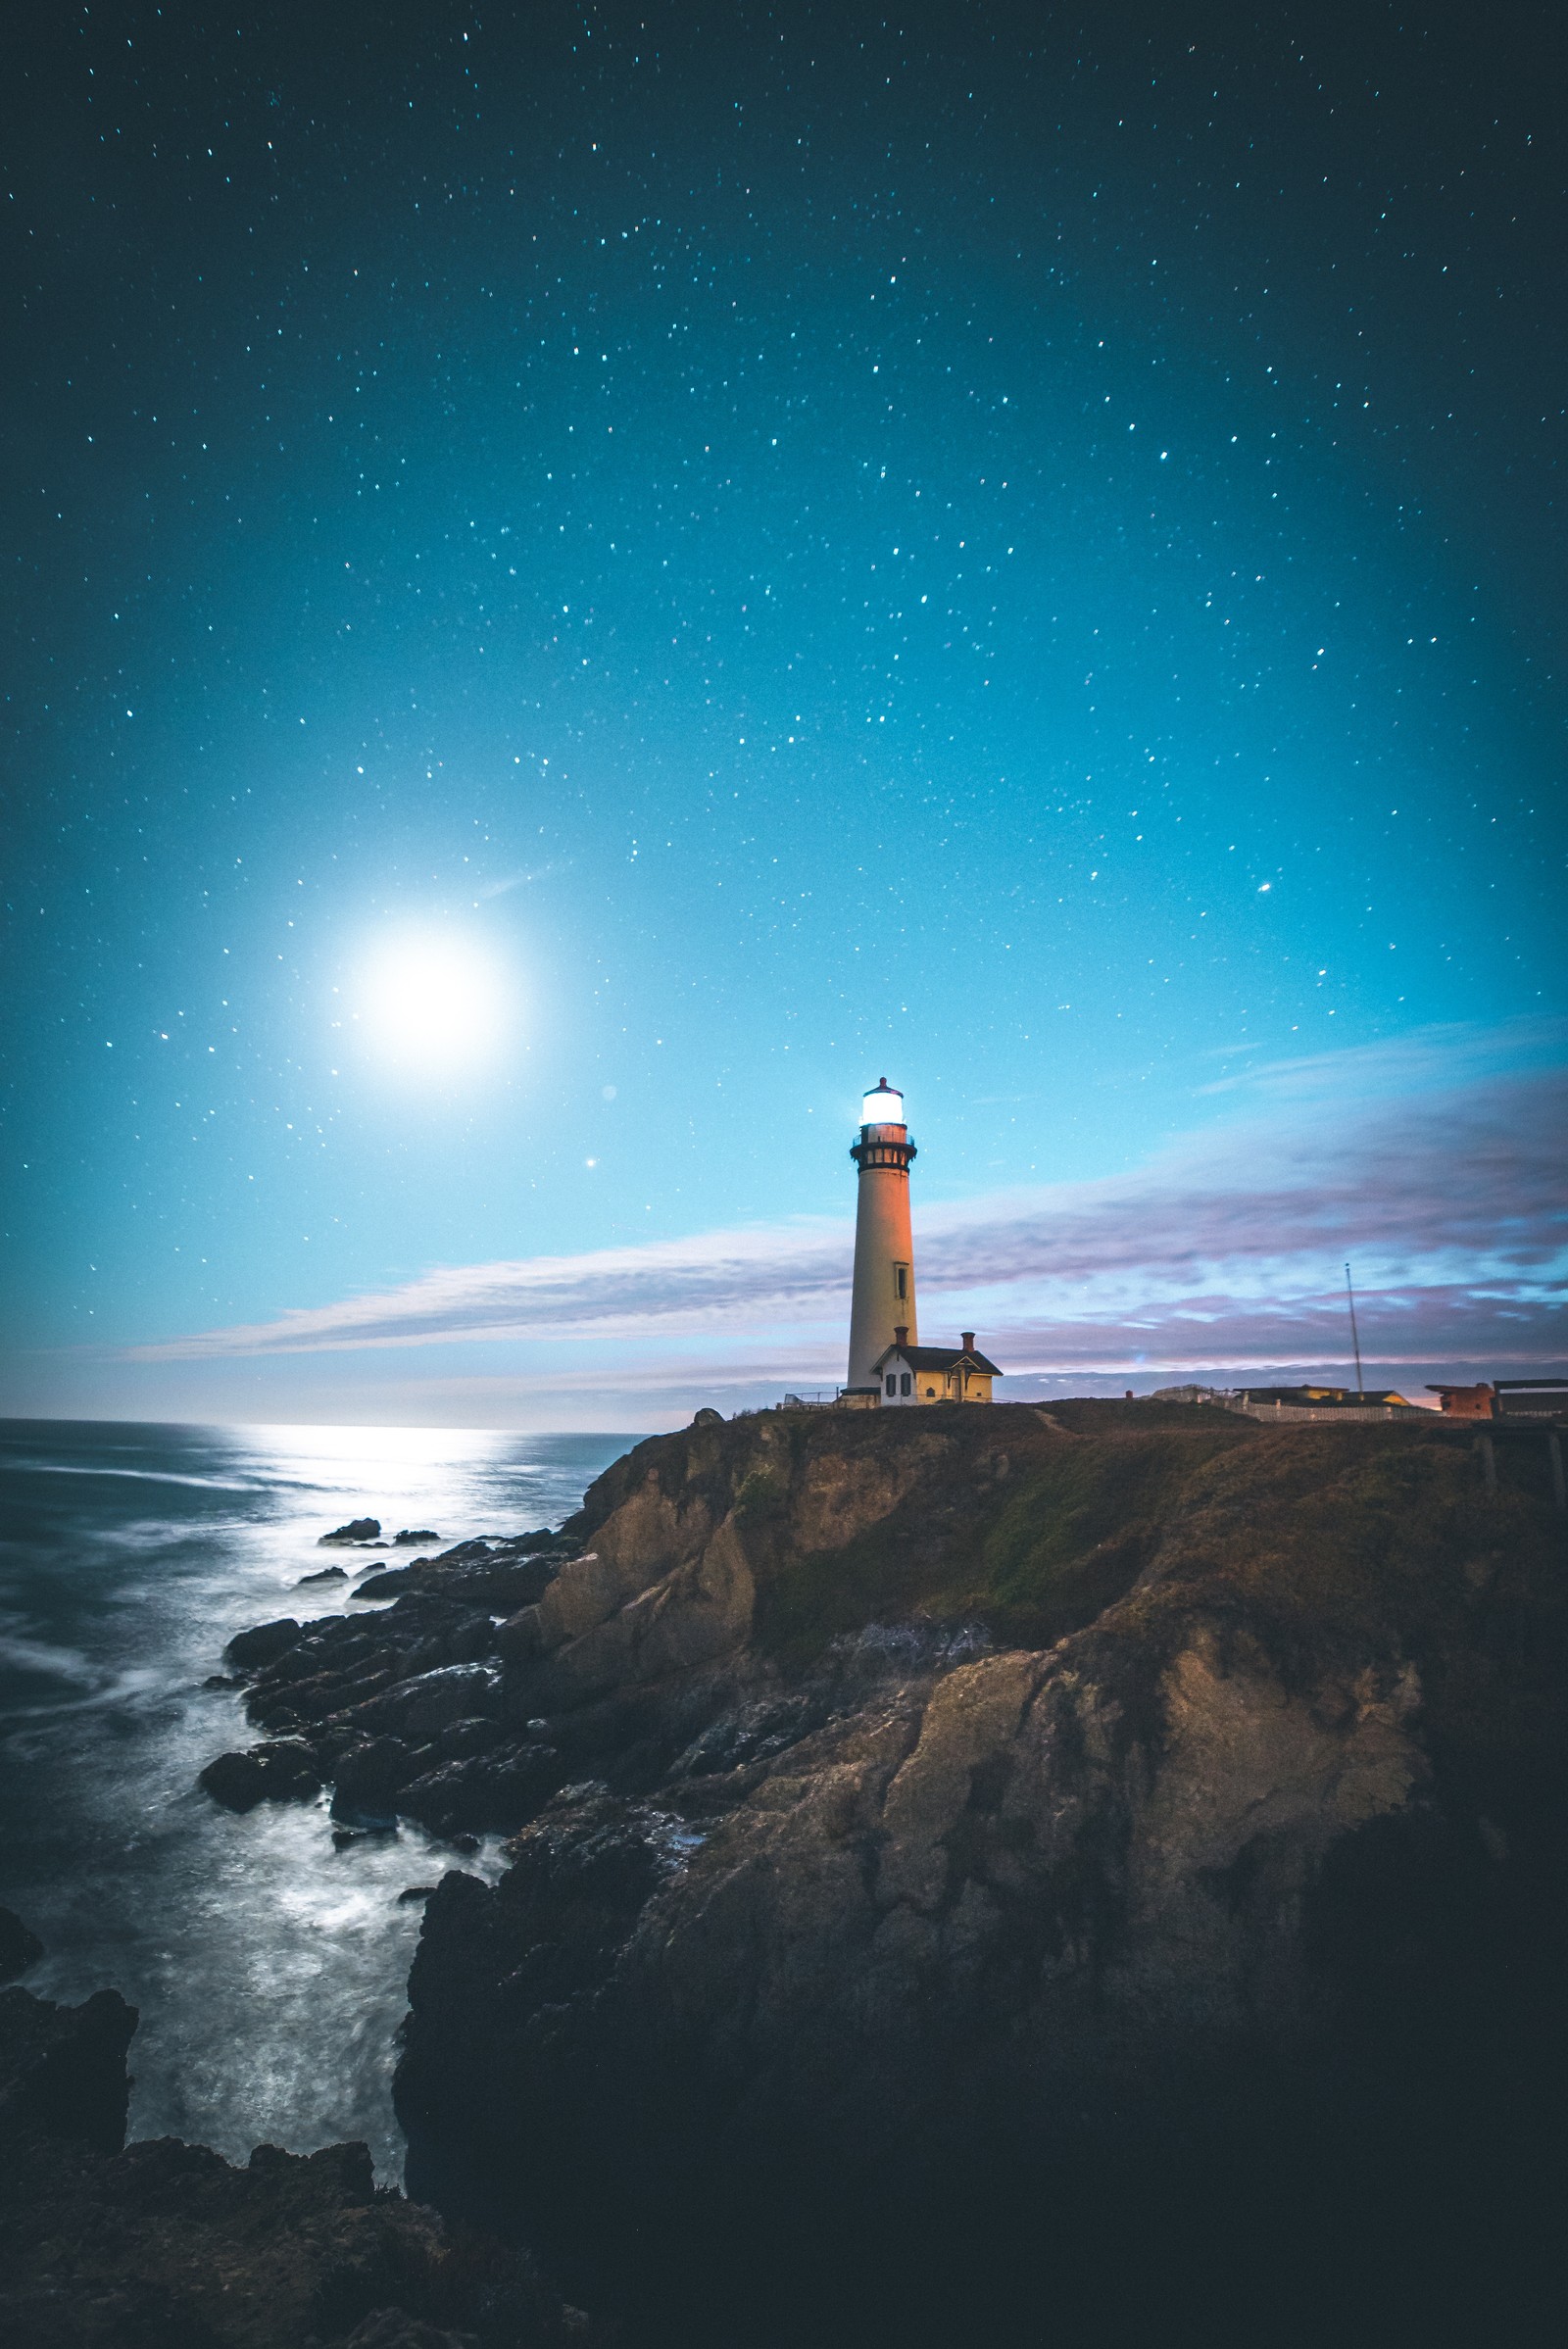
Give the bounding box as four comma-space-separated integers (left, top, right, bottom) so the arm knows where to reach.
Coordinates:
846, 1079, 918, 1392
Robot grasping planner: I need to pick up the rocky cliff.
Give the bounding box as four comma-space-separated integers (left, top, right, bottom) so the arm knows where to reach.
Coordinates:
386, 1400, 1568, 2340
208, 1399, 1568, 2342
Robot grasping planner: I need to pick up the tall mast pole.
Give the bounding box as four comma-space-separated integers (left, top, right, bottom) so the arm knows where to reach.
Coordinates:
1345, 1261, 1365, 1399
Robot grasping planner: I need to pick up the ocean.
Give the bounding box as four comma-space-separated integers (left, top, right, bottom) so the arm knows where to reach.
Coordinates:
0, 1416, 632, 2182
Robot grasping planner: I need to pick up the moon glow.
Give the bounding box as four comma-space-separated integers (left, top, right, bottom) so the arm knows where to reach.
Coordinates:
354, 933, 510, 1072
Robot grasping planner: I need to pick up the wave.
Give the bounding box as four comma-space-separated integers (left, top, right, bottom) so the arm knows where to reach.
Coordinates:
13, 1462, 268, 1493
0, 1630, 114, 1692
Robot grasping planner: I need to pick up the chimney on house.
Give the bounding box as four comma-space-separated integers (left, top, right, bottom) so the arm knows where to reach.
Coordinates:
894, 1325, 908, 1349
960, 1332, 975, 1352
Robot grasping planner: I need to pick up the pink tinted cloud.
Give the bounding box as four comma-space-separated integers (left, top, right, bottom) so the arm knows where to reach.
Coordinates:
126, 1057, 1565, 1373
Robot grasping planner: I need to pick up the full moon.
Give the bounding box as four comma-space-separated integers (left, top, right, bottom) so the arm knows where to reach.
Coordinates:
353, 932, 510, 1071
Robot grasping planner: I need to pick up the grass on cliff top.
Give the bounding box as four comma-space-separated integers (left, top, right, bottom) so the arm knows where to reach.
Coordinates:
754, 1403, 1259, 1663
754, 1407, 1568, 1771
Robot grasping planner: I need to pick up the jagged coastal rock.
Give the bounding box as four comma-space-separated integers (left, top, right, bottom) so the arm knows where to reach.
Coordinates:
202, 1401, 1568, 2337
200, 1529, 579, 1836
0, 1964, 591, 2347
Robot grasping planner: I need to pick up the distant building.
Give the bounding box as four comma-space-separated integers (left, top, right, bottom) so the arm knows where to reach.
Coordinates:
1426, 1383, 1496, 1420
1239, 1385, 1414, 1409
871, 1328, 1002, 1406
1493, 1378, 1568, 1420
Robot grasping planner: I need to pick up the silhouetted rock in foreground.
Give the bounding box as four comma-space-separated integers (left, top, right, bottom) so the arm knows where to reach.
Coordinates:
0, 1981, 133, 2154
0, 1969, 591, 2348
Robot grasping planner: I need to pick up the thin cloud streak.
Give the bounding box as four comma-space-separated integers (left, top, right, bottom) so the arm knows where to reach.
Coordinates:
127, 1060, 1567, 1370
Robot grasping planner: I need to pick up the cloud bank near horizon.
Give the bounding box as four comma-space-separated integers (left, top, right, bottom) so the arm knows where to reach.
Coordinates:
126, 1054, 1567, 1383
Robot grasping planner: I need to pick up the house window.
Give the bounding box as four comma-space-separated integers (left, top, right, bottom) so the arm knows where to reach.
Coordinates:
925, 1386, 936, 1398
901, 1372, 911, 1395
885, 1373, 897, 1396
894, 1263, 908, 1300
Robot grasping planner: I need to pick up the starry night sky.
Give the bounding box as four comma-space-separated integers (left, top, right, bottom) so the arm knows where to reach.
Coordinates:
4, 2, 1564, 1424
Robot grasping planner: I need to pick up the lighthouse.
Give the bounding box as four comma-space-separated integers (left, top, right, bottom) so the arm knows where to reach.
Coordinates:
846, 1079, 918, 1392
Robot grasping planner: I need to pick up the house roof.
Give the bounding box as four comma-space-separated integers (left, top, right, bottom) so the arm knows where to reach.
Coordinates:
872, 1343, 1004, 1377
1243, 1384, 1411, 1407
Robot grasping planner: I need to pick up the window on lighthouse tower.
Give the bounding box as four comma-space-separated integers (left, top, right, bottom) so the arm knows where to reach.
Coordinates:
894, 1264, 908, 1301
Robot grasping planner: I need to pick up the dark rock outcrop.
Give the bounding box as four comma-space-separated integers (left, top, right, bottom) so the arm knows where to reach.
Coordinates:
321, 1517, 383, 1545
0, 1973, 591, 2348
223, 1617, 302, 1671
202, 1535, 585, 1838
0, 1982, 134, 2154
354, 1545, 564, 1612
199, 1737, 323, 1812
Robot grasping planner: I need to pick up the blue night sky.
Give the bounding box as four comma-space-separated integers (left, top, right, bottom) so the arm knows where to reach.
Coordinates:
3, 2, 1564, 1427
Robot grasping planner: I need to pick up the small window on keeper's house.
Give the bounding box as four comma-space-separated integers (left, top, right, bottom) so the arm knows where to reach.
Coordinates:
886, 1374, 897, 1395
901, 1372, 911, 1395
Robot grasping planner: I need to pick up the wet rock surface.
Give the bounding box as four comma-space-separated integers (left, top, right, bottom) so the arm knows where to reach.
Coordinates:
200, 1534, 592, 1844
199, 1737, 324, 1812
0, 1955, 593, 2348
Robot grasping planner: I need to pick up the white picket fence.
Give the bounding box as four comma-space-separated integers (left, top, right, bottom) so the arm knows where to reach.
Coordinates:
1224, 1398, 1432, 1426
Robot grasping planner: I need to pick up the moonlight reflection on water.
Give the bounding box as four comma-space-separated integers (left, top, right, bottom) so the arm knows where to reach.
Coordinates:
0, 1418, 630, 2180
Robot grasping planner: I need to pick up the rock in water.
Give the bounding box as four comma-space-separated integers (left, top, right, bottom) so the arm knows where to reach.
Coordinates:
222, 1617, 301, 1670
297, 1563, 349, 1586
394, 1528, 441, 1545
198, 1738, 322, 1812
332, 1736, 430, 1826
319, 1516, 381, 1545
0, 1909, 43, 1984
